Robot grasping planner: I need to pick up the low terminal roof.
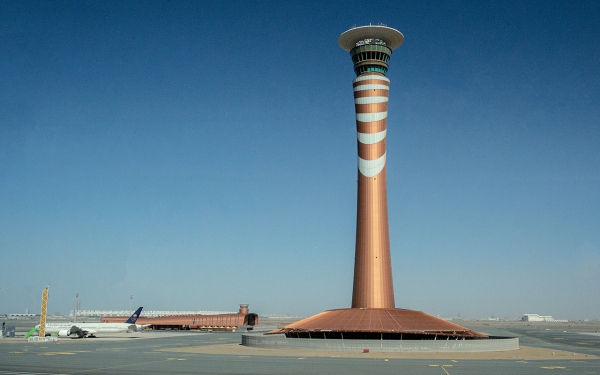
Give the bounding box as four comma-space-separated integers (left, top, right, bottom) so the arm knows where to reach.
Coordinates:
269, 308, 488, 338
338, 25, 404, 52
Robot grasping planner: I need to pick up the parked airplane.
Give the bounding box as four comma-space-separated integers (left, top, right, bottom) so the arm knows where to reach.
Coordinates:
38, 307, 144, 338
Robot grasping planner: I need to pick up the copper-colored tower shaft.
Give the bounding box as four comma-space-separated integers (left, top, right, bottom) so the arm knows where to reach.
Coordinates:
351, 74, 394, 309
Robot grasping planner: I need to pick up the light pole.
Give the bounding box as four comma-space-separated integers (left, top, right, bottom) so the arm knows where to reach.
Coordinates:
74, 293, 79, 322
130, 295, 132, 313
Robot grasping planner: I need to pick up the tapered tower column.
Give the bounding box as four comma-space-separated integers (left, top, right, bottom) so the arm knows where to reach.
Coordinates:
261, 26, 489, 344
339, 26, 404, 309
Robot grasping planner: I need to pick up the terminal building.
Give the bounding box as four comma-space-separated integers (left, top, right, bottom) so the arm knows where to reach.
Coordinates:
101, 304, 258, 331
76, 309, 235, 318
521, 314, 567, 322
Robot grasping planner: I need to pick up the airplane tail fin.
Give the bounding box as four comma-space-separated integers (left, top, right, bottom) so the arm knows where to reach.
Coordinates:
125, 307, 143, 324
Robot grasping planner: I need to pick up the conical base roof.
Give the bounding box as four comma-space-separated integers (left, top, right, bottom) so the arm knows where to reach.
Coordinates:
269, 308, 487, 338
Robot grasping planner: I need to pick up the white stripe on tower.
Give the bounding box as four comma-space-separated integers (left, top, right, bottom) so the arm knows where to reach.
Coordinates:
354, 84, 389, 92
358, 153, 386, 178
355, 96, 388, 104
357, 129, 386, 144
356, 112, 388, 122
354, 74, 389, 178
353, 74, 390, 83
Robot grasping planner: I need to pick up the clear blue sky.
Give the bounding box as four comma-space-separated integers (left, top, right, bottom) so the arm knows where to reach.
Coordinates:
1, 1, 598, 320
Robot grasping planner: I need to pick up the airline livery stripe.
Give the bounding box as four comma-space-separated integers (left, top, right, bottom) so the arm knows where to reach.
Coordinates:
358, 153, 386, 177
354, 84, 390, 92
353, 75, 390, 83
355, 96, 388, 105
356, 112, 387, 122
358, 130, 386, 145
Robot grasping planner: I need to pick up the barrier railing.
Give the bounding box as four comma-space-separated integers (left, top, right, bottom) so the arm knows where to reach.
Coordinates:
241, 333, 519, 352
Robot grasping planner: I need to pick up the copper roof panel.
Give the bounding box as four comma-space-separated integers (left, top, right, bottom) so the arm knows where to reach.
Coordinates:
269, 308, 488, 338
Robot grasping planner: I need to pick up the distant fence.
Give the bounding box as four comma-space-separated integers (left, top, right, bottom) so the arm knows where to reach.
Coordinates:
242, 333, 519, 352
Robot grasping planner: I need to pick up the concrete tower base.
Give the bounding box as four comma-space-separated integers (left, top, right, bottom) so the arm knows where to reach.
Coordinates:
242, 332, 519, 353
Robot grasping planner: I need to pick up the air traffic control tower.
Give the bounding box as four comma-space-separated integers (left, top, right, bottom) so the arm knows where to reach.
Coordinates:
339, 25, 403, 309
257, 26, 493, 346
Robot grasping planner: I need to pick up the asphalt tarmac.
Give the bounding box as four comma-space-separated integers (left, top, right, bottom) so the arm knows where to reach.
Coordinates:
1, 325, 599, 375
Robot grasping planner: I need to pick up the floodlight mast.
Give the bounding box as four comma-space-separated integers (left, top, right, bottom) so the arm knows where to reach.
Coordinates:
338, 25, 404, 309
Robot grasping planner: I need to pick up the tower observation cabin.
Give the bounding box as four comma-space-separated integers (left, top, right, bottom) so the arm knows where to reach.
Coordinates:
338, 25, 404, 76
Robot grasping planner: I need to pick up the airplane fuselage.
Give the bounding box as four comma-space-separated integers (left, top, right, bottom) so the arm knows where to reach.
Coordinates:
41, 322, 137, 337
34, 306, 144, 338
